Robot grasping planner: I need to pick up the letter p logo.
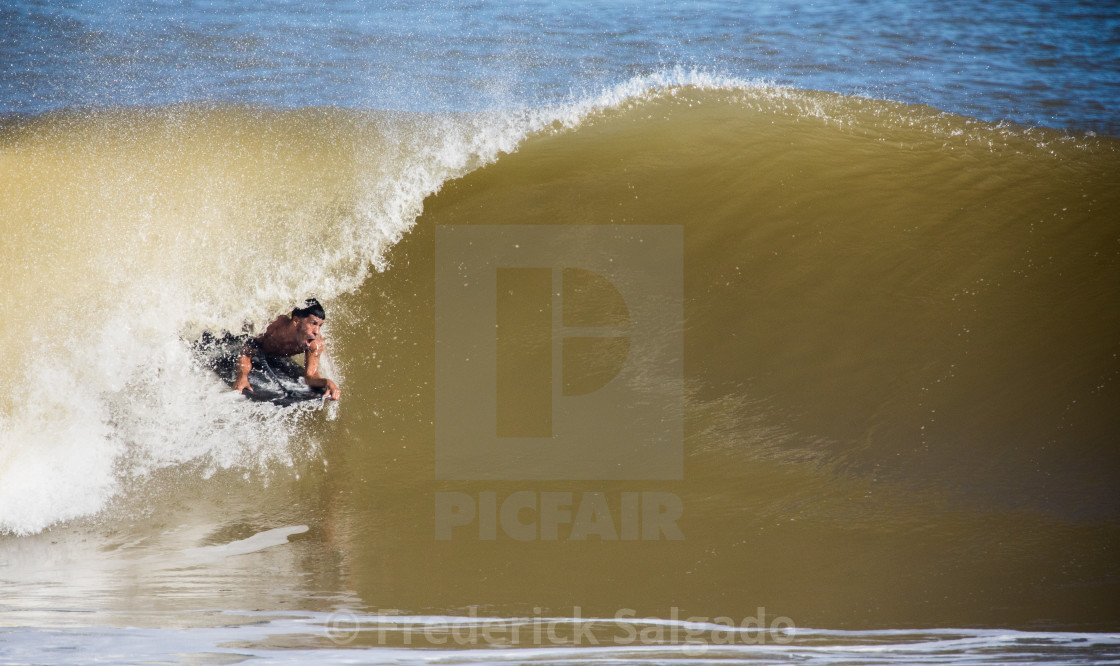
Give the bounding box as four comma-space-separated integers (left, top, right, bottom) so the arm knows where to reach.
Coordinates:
436, 226, 683, 480
495, 266, 632, 437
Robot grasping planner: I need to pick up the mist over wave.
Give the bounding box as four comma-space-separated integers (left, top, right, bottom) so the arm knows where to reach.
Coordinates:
0, 105, 521, 534
0, 72, 771, 535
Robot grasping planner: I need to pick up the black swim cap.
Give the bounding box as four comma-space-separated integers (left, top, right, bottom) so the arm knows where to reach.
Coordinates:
292, 298, 326, 320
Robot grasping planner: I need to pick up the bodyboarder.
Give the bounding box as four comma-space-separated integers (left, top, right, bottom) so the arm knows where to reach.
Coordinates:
233, 298, 341, 401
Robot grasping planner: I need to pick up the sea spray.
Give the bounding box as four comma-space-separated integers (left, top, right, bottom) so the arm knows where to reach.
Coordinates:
3, 75, 1114, 537
0, 105, 537, 534
0, 74, 719, 535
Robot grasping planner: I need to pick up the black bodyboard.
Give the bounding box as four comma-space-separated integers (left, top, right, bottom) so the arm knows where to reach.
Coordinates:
192, 331, 325, 407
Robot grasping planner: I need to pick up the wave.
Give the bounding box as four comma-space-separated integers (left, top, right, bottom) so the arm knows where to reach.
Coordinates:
2, 70, 1117, 535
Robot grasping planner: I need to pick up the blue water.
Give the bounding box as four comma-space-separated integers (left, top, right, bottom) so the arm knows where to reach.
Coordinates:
3, 0, 1118, 134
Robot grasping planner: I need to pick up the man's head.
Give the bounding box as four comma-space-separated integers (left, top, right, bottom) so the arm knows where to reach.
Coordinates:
291, 298, 326, 349
292, 298, 326, 321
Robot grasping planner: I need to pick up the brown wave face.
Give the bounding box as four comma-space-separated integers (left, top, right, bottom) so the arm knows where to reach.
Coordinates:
3, 88, 1116, 632
323, 89, 1120, 630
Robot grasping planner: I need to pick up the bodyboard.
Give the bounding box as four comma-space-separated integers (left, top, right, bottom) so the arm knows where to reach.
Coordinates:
192, 331, 325, 407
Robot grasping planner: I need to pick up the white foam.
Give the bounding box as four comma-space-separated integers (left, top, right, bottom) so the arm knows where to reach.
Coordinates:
180, 525, 309, 561
1, 610, 1117, 665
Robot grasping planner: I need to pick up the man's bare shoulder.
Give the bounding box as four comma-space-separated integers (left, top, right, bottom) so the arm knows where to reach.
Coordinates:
263, 315, 292, 336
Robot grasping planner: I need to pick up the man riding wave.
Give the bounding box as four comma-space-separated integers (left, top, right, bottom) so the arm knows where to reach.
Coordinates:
233, 298, 341, 401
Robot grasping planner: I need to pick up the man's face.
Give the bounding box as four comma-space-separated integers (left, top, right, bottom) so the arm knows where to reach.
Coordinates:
293, 315, 324, 348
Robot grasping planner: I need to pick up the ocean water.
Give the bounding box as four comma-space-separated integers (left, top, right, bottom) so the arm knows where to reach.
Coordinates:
2, 1, 1120, 664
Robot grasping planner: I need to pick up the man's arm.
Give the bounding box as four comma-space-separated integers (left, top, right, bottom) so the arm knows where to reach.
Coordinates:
232, 351, 253, 393
304, 339, 341, 400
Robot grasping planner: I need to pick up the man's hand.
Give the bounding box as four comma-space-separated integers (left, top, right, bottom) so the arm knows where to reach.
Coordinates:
304, 340, 340, 400
233, 355, 253, 393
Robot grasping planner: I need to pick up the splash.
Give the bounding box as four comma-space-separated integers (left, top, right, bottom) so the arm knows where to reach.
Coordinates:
2, 70, 1110, 535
